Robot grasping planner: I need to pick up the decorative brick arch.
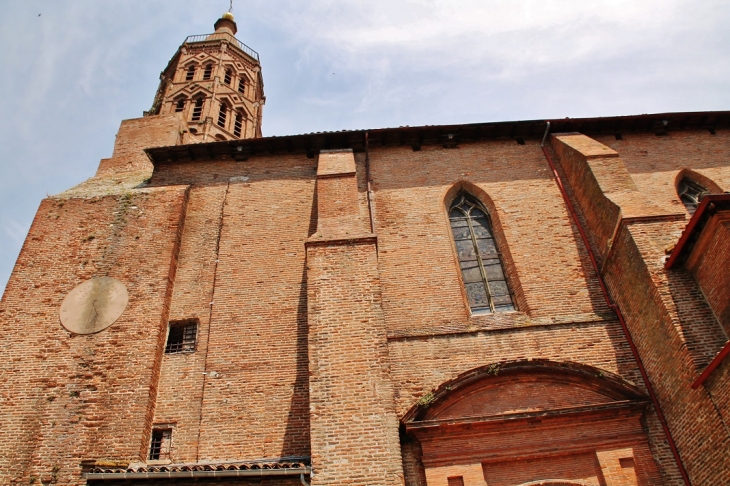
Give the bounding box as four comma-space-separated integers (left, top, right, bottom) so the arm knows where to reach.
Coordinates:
403, 360, 661, 486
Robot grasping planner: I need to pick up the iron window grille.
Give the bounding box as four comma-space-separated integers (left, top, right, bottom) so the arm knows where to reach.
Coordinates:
149, 429, 172, 460
677, 178, 709, 215
224, 69, 232, 86
449, 192, 515, 314
238, 79, 246, 94
165, 321, 197, 354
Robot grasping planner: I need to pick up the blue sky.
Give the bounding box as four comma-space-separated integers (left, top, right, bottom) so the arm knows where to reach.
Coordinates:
1, 0, 729, 293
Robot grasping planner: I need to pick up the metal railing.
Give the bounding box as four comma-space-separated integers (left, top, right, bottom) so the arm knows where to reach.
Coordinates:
184, 34, 259, 61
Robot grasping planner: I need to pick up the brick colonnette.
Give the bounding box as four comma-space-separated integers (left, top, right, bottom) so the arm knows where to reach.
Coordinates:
306, 150, 403, 485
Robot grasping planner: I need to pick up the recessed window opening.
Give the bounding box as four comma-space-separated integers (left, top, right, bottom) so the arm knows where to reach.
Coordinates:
447, 478, 465, 486
224, 68, 232, 86
678, 178, 709, 215
233, 112, 243, 137
185, 65, 195, 81
149, 429, 172, 460
203, 64, 213, 81
174, 98, 185, 113
165, 321, 197, 353
217, 103, 228, 128
449, 192, 515, 313
238, 78, 246, 94
191, 98, 204, 121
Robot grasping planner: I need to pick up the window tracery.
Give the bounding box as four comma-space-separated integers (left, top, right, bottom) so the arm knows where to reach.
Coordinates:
677, 177, 709, 215
449, 192, 515, 313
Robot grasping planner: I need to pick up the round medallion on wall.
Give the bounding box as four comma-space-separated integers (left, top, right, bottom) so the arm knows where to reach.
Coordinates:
60, 277, 129, 335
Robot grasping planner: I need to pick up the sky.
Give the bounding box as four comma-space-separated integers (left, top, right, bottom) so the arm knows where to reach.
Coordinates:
0, 0, 729, 293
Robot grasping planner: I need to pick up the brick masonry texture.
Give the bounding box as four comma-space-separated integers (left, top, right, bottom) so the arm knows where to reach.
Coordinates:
550, 130, 730, 486
0, 188, 188, 484
2, 100, 730, 486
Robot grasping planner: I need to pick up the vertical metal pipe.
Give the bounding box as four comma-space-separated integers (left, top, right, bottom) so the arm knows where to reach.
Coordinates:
365, 132, 376, 234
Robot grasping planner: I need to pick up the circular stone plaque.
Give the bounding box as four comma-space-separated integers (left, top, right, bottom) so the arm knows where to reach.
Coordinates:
60, 277, 129, 335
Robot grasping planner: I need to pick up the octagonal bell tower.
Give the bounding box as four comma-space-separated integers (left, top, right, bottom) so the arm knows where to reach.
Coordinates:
146, 12, 265, 142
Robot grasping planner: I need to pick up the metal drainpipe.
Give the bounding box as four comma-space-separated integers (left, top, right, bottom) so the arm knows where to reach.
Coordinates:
540, 122, 692, 486
365, 131, 376, 234
300, 472, 311, 486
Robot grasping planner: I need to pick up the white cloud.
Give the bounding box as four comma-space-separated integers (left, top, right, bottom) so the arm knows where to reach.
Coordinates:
0, 0, 728, 292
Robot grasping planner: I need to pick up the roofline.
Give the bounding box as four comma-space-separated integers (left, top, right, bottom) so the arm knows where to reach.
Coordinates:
145, 110, 730, 165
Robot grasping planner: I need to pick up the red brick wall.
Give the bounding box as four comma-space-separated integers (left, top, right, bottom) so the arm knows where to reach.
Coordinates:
0, 188, 187, 484
305, 150, 402, 485
4, 120, 729, 486
600, 221, 730, 485
365, 140, 681, 484
685, 214, 730, 332
550, 130, 730, 485
96, 115, 185, 177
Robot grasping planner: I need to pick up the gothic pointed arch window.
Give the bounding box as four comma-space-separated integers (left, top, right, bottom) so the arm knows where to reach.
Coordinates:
449, 192, 515, 313
677, 177, 709, 215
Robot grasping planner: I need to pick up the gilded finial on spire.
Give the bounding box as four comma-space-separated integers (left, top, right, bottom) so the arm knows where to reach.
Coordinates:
221, 0, 234, 20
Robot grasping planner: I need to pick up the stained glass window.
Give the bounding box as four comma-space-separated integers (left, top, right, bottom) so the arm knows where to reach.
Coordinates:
449, 192, 515, 313
677, 178, 708, 215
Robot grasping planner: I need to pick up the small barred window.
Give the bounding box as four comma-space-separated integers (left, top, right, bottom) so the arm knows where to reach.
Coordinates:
238, 78, 246, 94
224, 68, 232, 86
149, 429, 172, 460
677, 178, 708, 215
174, 98, 185, 112
449, 192, 515, 313
165, 321, 197, 354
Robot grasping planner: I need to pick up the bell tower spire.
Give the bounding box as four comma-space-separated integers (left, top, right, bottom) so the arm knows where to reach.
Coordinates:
146, 11, 265, 141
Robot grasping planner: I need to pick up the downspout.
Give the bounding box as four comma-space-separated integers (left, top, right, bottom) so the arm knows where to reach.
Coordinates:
540, 122, 692, 486
365, 131, 376, 234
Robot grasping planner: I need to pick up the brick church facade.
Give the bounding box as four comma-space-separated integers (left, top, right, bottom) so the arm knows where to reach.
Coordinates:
1, 12, 729, 486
